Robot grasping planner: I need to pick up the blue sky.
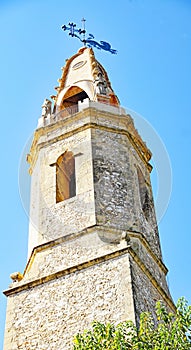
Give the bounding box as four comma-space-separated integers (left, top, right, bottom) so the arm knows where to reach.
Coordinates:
0, 0, 191, 347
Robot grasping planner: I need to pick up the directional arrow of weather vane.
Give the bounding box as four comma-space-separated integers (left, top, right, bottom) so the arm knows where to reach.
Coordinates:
61, 18, 117, 54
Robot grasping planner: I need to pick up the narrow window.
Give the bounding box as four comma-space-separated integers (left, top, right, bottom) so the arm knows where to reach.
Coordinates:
137, 167, 150, 220
56, 151, 76, 203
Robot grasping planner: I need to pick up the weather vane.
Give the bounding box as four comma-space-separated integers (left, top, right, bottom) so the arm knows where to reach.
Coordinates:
61, 18, 117, 54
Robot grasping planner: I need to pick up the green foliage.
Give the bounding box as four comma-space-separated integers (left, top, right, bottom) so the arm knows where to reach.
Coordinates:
73, 297, 191, 350
136, 297, 191, 349
73, 320, 136, 349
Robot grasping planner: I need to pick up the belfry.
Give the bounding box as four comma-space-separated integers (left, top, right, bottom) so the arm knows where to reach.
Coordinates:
3, 46, 174, 349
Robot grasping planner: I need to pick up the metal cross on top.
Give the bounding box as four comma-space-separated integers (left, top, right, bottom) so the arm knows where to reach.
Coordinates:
61, 18, 117, 54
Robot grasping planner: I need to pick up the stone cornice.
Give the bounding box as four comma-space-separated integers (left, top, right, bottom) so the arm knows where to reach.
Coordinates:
127, 230, 168, 274
4, 242, 175, 313
27, 107, 152, 174
23, 225, 167, 278
4, 247, 131, 296
5, 225, 167, 292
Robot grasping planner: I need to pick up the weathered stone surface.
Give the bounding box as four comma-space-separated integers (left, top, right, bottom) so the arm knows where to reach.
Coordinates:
4, 102, 174, 350
28, 127, 96, 257
23, 228, 169, 299
4, 254, 135, 350
92, 127, 162, 259
28, 108, 161, 259
24, 229, 127, 282
130, 256, 170, 325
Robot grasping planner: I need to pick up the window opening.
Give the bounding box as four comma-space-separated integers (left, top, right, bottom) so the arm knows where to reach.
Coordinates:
56, 151, 76, 203
137, 167, 150, 220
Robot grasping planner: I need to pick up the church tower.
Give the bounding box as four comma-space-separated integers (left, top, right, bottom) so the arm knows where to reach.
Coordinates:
4, 47, 174, 350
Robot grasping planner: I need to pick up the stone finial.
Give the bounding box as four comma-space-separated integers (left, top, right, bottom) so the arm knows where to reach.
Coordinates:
10, 272, 23, 282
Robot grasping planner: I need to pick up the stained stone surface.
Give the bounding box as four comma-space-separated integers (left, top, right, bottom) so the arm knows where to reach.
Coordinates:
92, 127, 162, 259
3, 105, 173, 350
4, 254, 135, 350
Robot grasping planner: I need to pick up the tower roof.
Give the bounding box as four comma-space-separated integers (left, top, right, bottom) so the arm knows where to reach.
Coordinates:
51, 47, 120, 112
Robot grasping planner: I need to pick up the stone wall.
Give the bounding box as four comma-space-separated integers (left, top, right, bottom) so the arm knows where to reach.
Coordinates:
130, 256, 171, 325
92, 127, 162, 259
129, 235, 169, 296
4, 254, 135, 350
92, 128, 136, 228
28, 127, 96, 257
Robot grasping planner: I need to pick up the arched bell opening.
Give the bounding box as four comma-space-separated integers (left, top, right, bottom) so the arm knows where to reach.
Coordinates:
60, 86, 89, 110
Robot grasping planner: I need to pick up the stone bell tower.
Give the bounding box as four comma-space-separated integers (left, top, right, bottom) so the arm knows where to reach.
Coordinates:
3, 47, 174, 350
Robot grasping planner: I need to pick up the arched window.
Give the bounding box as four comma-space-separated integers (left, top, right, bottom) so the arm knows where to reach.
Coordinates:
56, 151, 76, 203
